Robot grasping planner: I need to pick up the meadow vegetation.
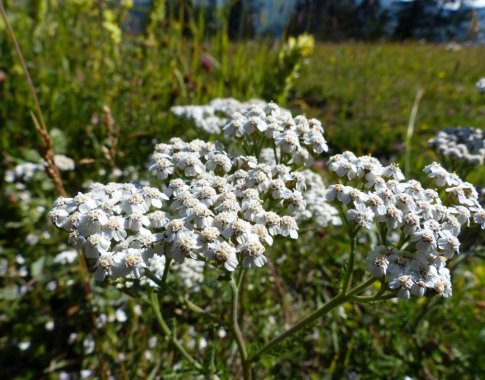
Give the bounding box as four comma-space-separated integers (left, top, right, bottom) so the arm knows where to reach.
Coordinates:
1, 1, 484, 379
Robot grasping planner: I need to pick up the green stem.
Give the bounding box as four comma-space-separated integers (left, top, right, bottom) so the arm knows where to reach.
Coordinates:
251, 292, 350, 362
145, 257, 172, 293
347, 277, 378, 296
272, 141, 279, 164
229, 275, 251, 380
379, 224, 388, 246
341, 232, 357, 295
351, 293, 396, 303
237, 268, 247, 289
160, 257, 172, 288
180, 294, 226, 325
250, 277, 377, 362
405, 88, 424, 176
335, 203, 352, 234
149, 291, 204, 373
397, 234, 410, 250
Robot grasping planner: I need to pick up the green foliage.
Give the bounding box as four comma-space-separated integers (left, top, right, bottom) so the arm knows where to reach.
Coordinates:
293, 42, 485, 183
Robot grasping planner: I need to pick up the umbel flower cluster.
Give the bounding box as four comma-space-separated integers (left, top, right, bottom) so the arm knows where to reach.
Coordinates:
428, 127, 485, 166
326, 153, 485, 299
223, 102, 328, 167
171, 98, 268, 134
50, 138, 309, 283
172, 100, 328, 168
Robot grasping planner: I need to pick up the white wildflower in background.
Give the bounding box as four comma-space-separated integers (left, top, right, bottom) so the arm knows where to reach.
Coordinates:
5, 162, 40, 183
171, 98, 268, 134
53, 154, 75, 171
173, 259, 205, 291
83, 335, 95, 355
326, 154, 485, 299
5, 155, 75, 184
18, 340, 31, 351
428, 127, 485, 167
45, 320, 55, 331
476, 78, 485, 93
54, 249, 78, 265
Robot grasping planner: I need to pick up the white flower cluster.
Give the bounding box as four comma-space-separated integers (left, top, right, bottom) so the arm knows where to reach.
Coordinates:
171, 98, 267, 134
224, 102, 328, 167
172, 259, 205, 292
5, 155, 75, 183
257, 148, 340, 228
326, 152, 485, 299
294, 170, 341, 228
476, 77, 485, 93
428, 127, 485, 166
50, 138, 303, 283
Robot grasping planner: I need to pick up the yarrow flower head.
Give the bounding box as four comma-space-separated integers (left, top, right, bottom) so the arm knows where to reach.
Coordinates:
50, 137, 310, 286
223, 102, 328, 167
326, 154, 484, 299
428, 127, 485, 168
171, 98, 268, 134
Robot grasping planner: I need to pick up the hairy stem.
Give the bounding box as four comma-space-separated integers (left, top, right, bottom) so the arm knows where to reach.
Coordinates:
230, 274, 251, 380
341, 232, 357, 295
351, 293, 396, 303
250, 278, 377, 362
149, 291, 204, 372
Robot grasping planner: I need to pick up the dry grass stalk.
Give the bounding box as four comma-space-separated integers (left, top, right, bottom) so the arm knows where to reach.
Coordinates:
102, 105, 120, 168
0, 1, 66, 196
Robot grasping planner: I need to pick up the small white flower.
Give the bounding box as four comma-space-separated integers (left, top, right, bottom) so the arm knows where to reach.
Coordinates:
148, 210, 169, 228
411, 229, 437, 253
122, 193, 149, 215
476, 78, 485, 92
325, 184, 350, 204
471, 207, 485, 229
280, 216, 299, 239
143, 186, 168, 208
238, 236, 267, 268
347, 203, 374, 229
72, 193, 98, 214
437, 230, 460, 258
365, 246, 392, 277
263, 212, 281, 236
206, 241, 238, 271
85, 234, 111, 258
125, 212, 151, 232
148, 153, 175, 180
170, 232, 201, 263
382, 163, 404, 181
389, 274, 413, 299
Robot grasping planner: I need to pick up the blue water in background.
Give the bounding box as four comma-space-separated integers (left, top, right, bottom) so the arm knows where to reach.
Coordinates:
128, 0, 485, 42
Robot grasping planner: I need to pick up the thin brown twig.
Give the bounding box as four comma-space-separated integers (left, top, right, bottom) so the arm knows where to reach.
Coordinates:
0, 1, 66, 196
102, 105, 120, 168
30, 112, 66, 196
